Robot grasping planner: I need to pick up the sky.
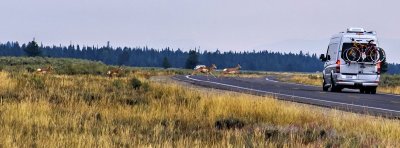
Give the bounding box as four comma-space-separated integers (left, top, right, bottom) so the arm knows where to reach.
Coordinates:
1, 0, 399, 63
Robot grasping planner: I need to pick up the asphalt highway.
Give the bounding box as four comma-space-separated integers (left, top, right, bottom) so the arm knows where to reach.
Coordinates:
173, 75, 400, 118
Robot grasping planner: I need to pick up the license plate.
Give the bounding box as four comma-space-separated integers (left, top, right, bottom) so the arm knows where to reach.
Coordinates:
346, 75, 354, 79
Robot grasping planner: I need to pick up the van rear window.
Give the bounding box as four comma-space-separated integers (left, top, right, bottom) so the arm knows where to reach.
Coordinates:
341, 43, 368, 59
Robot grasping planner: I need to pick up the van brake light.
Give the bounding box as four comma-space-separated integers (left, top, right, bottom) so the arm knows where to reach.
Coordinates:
336, 60, 340, 73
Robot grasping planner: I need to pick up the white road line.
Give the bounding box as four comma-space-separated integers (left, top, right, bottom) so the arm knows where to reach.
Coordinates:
185, 75, 400, 114
265, 78, 279, 83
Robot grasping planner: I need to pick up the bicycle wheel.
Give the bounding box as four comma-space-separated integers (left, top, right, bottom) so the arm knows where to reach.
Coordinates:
377, 47, 386, 62
344, 47, 361, 62
365, 46, 379, 62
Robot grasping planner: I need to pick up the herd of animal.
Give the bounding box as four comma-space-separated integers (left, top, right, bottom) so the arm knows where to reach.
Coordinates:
191, 64, 242, 78
34, 65, 125, 78
33, 64, 242, 78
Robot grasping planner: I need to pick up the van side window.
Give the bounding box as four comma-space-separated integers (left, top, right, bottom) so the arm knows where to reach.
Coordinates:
328, 43, 338, 61
326, 46, 329, 56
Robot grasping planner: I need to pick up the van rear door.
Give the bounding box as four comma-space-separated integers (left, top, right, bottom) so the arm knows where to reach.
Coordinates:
340, 63, 377, 74
339, 42, 378, 75
359, 63, 377, 74
340, 63, 359, 74
340, 63, 378, 82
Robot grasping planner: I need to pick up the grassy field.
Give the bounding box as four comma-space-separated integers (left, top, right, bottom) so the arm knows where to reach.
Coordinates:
1, 57, 400, 147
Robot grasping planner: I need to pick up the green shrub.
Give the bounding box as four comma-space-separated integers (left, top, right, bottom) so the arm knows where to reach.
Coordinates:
130, 77, 142, 90
81, 92, 101, 105
380, 74, 400, 87
62, 62, 108, 75
113, 80, 125, 89
0, 57, 109, 75
25, 66, 36, 73
30, 76, 46, 90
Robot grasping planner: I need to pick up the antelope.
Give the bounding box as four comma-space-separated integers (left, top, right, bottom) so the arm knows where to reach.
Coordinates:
36, 65, 54, 74
191, 64, 217, 79
222, 64, 241, 77
107, 66, 124, 78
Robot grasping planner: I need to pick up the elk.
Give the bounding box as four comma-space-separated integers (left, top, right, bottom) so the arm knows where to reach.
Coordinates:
36, 65, 54, 74
191, 64, 217, 78
107, 66, 124, 78
222, 64, 241, 77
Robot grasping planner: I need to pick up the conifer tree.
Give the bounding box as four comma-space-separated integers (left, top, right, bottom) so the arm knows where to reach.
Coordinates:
162, 57, 171, 69
185, 50, 198, 69
24, 39, 41, 57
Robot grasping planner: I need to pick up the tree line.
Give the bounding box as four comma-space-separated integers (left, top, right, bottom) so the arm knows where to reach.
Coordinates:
0, 40, 399, 74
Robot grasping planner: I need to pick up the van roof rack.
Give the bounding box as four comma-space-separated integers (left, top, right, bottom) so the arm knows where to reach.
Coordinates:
366, 31, 377, 35
347, 28, 365, 33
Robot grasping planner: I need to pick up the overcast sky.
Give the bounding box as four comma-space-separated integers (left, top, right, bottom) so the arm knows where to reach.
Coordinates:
1, 0, 399, 63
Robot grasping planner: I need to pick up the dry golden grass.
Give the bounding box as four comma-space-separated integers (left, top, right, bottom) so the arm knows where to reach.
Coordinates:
284, 74, 322, 86
0, 71, 400, 147
378, 86, 400, 95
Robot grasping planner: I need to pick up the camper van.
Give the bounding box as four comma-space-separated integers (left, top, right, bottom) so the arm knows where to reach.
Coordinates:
319, 28, 385, 94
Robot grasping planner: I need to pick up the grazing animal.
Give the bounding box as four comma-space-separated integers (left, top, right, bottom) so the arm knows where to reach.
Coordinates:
107, 66, 124, 78
36, 65, 53, 74
222, 64, 242, 76
191, 64, 217, 78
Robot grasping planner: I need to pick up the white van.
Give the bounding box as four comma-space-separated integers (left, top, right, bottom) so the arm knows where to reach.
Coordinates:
319, 28, 384, 94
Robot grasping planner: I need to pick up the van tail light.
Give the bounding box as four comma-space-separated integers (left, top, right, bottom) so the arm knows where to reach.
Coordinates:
377, 62, 381, 74
335, 60, 340, 73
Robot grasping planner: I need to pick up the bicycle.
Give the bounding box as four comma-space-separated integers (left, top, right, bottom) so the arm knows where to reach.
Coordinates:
343, 39, 384, 63
343, 39, 365, 63
364, 40, 381, 63
377, 47, 386, 62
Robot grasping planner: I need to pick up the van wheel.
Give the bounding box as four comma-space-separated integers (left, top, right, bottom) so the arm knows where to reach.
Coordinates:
330, 76, 341, 92
371, 87, 377, 94
360, 88, 366, 94
362, 87, 377, 94
322, 80, 328, 91
365, 89, 371, 94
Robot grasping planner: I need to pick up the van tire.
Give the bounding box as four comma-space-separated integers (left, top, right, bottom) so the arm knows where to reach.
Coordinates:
330, 75, 341, 92
362, 87, 377, 94
322, 79, 328, 91
371, 87, 377, 94
365, 89, 371, 94
360, 88, 366, 94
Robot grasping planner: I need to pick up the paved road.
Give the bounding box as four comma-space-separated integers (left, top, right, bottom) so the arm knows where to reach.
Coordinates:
173, 75, 400, 118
